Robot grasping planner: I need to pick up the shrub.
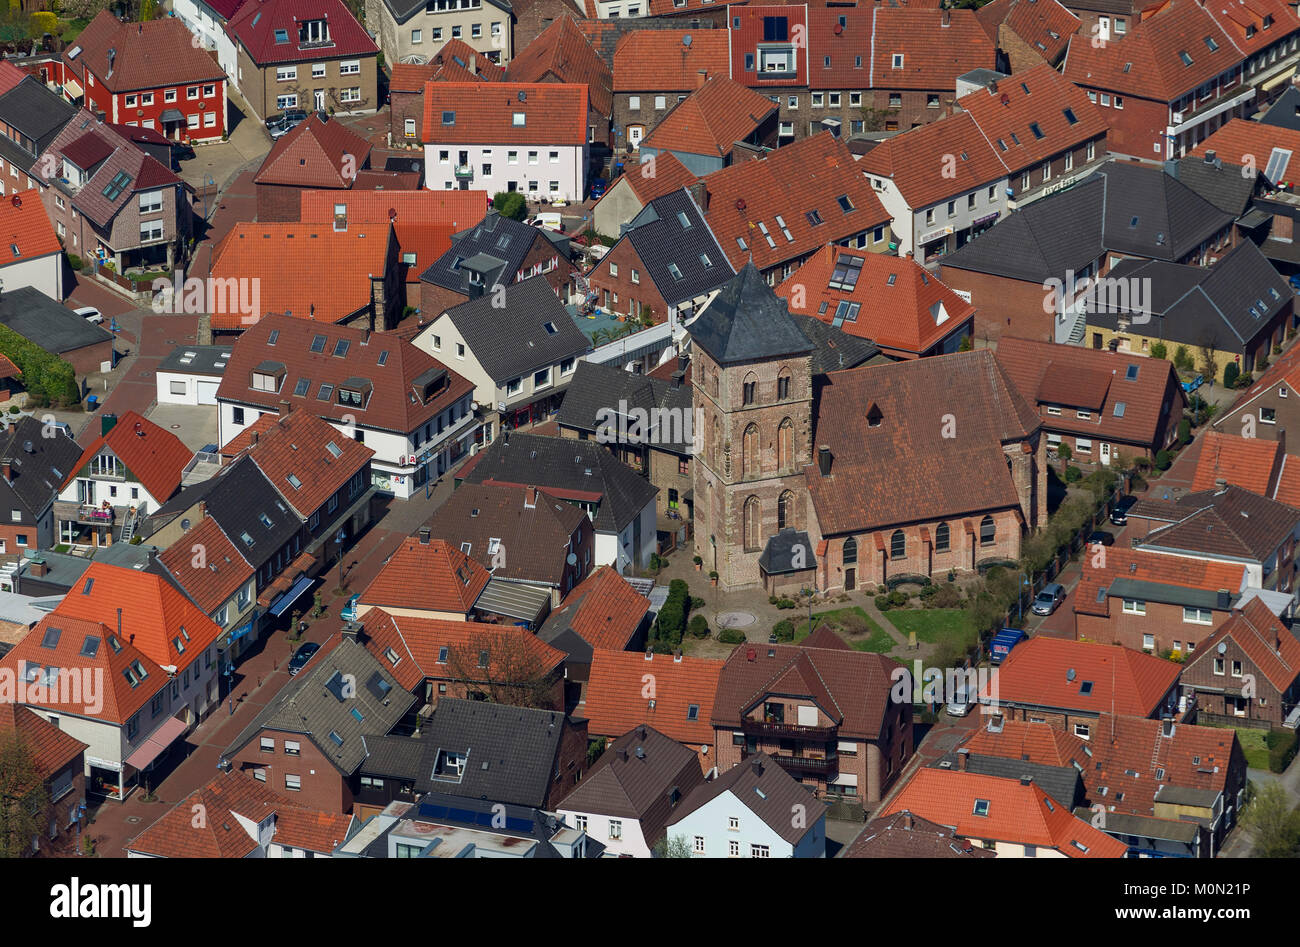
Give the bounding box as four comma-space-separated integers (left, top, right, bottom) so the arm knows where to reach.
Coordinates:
874, 594, 892, 612
0, 323, 79, 406
690, 596, 705, 611
1154, 449, 1172, 471
1224, 361, 1239, 388
887, 590, 908, 608
1064, 465, 1082, 482
688, 614, 710, 638
708, 570, 718, 581
1267, 728, 1299, 773
1174, 345, 1194, 371
839, 612, 869, 635
67, 253, 82, 271
958, 335, 973, 352
946, 569, 956, 583
1057, 443, 1072, 463
1176, 418, 1191, 446
1274, 344, 1284, 356
1150, 341, 1168, 360
932, 584, 962, 609
919, 583, 938, 601
693, 555, 702, 566
717, 627, 746, 645
771, 619, 795, 642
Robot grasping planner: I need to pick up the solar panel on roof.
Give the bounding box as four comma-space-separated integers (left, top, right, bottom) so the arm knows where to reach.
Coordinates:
505, 817, 534, 833
365, 671, 391, 701
325, 670, 348, 701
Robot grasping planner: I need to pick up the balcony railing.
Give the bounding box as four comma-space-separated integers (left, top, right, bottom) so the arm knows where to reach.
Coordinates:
740, 718, 837, 741
746, 750, 838, 775
453, 165, 474, 179
75, 504, 114, 524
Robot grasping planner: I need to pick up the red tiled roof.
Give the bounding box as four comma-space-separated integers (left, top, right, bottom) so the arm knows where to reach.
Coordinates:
987, 636, 1182, 717
254, 114, 372, 189
1202, 0, 1299, 60
66, 410, 193, 503
584, 650, 724, 747
700, 132, 890, 272
867, 7, 997, 91
68, 11, 225, 91
1275, 456, 1300, 507
612, 30, 730, 91
641, 76, 777, 158
0, 614, 163, 725
882, 768, 1128, 856
431, 38, 507, 82
995, 337, 1184, 448
128, 770, 352, 857
0, 703, 87, 786
1191, 431, 1283, 495
545, 565, 650, 652
1073, 545, 1246, 618
224, 0, 377, 65
390, 62, 437, 93
159, 515, 255, 614
954, 63, 1108, 174
778, 245, 974, 356
609, 151, 696, 206
208, 222, 393, 329
505, 15, 613, 116
421, 82, 588, 145
859, 112, 1007, 210
0, 189, 61, 263
1187, 597, 1300, 692
359, 537, 490, 616
359, 608, 566, 694
217, 313, 474, 436
221, 409, 374, 519
0, 61, 27, 96
805, 7, 875, 89
1063, 0, 1296, 102
0, 354, 20, 380
54, 562, 224, 677
961, 717, 1091, 767
728, 5, 810, 89
1190, 119, 1300, 180
976, 0, 1080, 63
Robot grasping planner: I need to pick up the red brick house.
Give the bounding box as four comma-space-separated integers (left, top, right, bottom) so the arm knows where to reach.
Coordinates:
1062, 0, 1300, 162
388, 44, 504, 146
1181, 597, 1300, 729
356, 533, 490, 622
777, 246, 975, 358
711, 640, 912, 808
976, 0, 1080, 71
1072, 545, 1249, 654
994, 337, 1186, 465
611, 29, 729, 154
59, 11, 228, 143
638, 75, 778, 174
505, 16, 613, 146
0, 703, 87, 856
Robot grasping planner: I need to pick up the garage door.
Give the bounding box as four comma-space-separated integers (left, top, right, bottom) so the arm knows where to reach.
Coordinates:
196, 379, 220, 405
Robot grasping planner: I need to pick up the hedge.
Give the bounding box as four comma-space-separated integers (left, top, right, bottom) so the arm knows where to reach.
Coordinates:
717, 627, 746, 644
772, 619, 795, 642
886, 573, 931, 591
687, 614, 709, 638
1268, 728, 1299, 773
0, 323, 79, 406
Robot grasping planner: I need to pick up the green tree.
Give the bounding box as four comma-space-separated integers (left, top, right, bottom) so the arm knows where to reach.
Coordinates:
1176, 418, 1191, 446
1149, 341, 1167, 360
1223, 361, 1239, 389
1242, 782, 1300, 857
653, 834, 694, 858
0, 733, 50, 858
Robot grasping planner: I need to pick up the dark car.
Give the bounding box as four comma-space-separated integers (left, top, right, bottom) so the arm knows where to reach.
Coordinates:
266, 109, 308, 139
1110, 495, 1139, 525
1087, 529, 1115, 547
288, 641, 320, 676
170, 141, 195, 163
589, 178, 607, 199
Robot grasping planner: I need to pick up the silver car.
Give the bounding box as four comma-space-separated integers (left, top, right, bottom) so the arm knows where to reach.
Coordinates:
1032, 583, 1066, 616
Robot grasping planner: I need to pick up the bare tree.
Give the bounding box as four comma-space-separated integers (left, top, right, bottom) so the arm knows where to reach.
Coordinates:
1198, 333, 1221, 384
0, 734, 50, 859
443, 631, 560, 710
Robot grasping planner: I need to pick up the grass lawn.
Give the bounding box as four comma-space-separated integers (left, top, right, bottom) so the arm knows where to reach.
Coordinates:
1234, 728, 1272, 770
884, 608, 978, 650
790, 606, 895, 653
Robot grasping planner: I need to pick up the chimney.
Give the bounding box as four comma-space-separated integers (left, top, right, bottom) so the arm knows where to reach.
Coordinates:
638, 726, 647, 740
751, 759, 763, 777
695, 69, 708, 89
901, 811, 914, 830
1278, 427, 1286, 458
957, 747, 970, 771
29, 557, 47, 578
817, 445, 832, 476
688, 179, 708, 212
198, 500, 207, 520
279, 399, 292, 416
904, 251, 914, 260
418, 526, 431, 544
117, 607, 122, 640
250, 430, 259, 447
0, 458, 9, 482
341, 620, 363, 642
619, 747, 629, 762
1019, 776, 1033, 786
1204, 149, 1217, 165
1217, 589, 1230, 610
524, 486, 538, 509
986, 79, 998, 93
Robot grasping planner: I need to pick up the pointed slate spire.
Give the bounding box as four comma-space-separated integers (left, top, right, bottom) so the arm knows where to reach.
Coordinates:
688, 262, 815, 365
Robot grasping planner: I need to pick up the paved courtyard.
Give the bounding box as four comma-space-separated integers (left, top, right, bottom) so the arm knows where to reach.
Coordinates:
144, 403, 220, 452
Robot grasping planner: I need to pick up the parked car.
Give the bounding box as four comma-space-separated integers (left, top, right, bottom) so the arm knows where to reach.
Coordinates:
267, 109, 308, 139
73, 306, 103, 324
1031, 582, 1066, 616
288, 641, 321, 676
946, 683, 975, 717
1087, 529, 1115, 547
1110, 494, 1139, 525
589, 178, 607, 199
170, 141, 195, 164
527, 212, 564, 232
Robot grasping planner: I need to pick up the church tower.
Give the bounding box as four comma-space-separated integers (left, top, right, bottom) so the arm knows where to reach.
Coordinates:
690, 263, 816, 590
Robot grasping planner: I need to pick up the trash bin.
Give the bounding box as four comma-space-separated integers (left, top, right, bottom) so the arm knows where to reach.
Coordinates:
86, 395, 100, 412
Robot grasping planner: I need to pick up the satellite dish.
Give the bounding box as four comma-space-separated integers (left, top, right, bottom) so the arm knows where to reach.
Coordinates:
566, 553, 578, 566
1217, 642, 1228, 654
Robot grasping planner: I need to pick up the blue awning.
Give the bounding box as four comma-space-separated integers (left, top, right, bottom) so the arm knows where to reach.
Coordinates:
269, 574, 315, 617
226, 618, 257, 645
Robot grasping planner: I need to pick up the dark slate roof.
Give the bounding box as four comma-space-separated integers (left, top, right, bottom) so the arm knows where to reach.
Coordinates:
202, 456, 304, 568
932, 752, 1085, 811
443, 275, 589, 382
0, 416, 84, 519
687, 262, 816, 365
1260, 86, 1300, 133
666, 753, 827, 846
379, 0, 510, 24
1130, 483, 1299, 563
418, 210, 539, 295
0, 77, 78, 172
462, 431, 658, 534
1089, 240, 1289, 351
0, 287, 114, 354
943, 162, 1235, 281
555, 359, 694, 454
157, 344, 232, 377
758, 527, 816, 575
622, 189, 736, 308
792, 314, 884, 375
1168, 157, 1258, 219
224, 636, 416, 776
360, 698, 569, 809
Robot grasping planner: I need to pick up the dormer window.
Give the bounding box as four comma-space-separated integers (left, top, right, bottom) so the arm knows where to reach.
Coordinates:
299, 18, 330, 46
251, 361, 285, 392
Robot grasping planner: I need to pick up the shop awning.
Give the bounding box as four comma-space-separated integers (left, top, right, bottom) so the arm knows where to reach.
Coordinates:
1262, 68, 1296, 93
226, 617, 257, 645
125, 715, 188, 770
269, 574, 316, 617
62, 78, 82, 97
473, 578, 551, 625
